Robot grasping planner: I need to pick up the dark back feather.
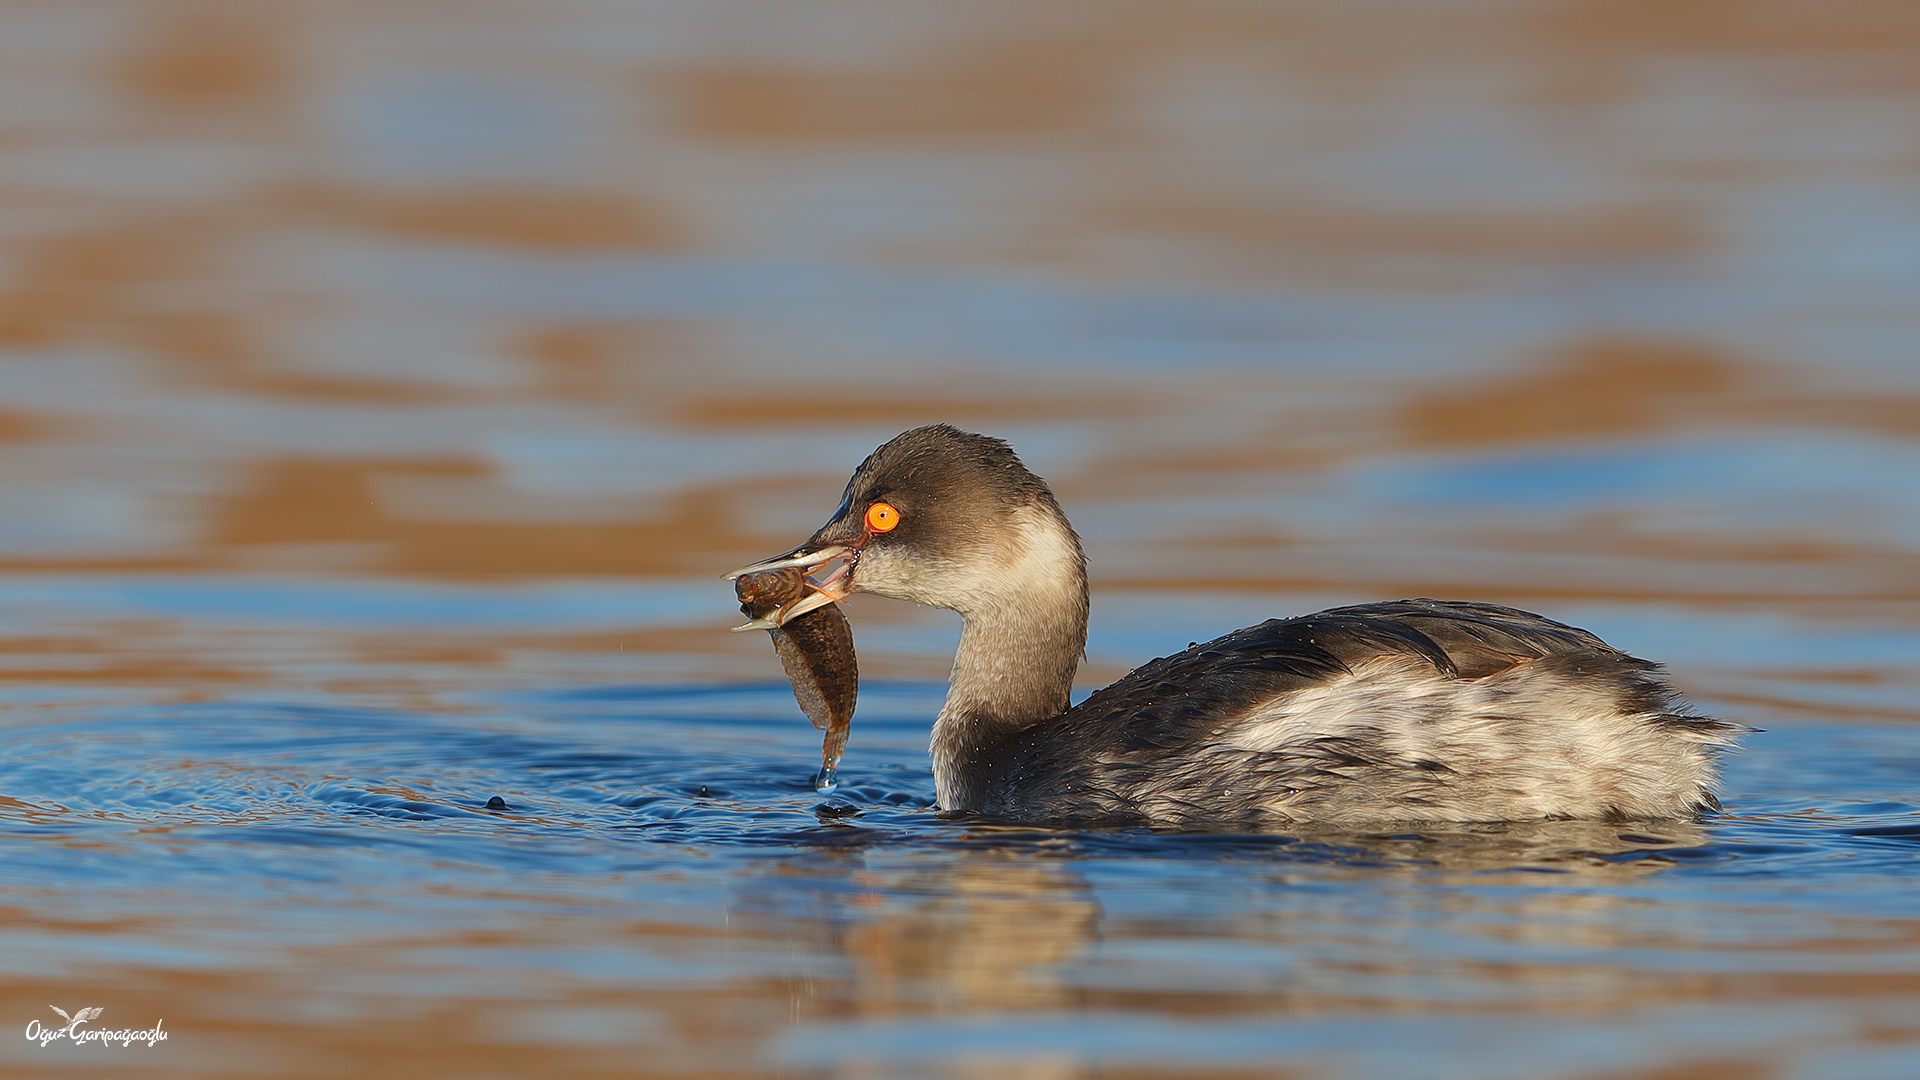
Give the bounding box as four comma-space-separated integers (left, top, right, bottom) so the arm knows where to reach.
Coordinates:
977, 599, 1724, 823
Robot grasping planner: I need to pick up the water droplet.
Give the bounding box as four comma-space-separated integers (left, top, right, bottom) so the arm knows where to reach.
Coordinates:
814, 766, 838, 793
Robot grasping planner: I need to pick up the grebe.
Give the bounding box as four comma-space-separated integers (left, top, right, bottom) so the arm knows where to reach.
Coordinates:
727, 425, 1741, 826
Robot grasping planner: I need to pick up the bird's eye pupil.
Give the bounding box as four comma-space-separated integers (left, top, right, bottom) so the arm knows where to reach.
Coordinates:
865, 501, 900, 532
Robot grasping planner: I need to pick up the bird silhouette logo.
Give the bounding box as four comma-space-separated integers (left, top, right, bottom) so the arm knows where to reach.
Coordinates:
47, 1006, 103, 1036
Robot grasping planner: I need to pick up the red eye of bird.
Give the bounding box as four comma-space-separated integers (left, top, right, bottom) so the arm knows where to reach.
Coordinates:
864, 501, 900, 533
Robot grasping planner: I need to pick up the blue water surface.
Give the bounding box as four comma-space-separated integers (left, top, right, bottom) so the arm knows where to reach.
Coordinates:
2, 662, 1916, 1078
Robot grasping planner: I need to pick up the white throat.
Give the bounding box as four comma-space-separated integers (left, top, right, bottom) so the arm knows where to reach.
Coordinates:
929, 503, 1087, 809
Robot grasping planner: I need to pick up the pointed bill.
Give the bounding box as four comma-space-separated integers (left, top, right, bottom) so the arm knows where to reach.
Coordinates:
723, 543, 851, 580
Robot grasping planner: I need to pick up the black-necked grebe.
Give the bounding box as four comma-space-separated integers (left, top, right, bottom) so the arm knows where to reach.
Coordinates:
728, 424, 1741, 826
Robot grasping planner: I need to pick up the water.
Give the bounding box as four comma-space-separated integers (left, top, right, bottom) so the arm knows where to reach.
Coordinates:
2, 671, 1917, 1077
3, 1, 1919, 1077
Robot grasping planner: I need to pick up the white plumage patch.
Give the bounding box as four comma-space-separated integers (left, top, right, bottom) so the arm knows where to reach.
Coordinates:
922, 503, 1088, 810
1125, 655, 1731, 825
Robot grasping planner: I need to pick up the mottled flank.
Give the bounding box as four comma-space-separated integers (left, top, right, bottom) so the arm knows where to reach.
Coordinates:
980, 600, 1744, 826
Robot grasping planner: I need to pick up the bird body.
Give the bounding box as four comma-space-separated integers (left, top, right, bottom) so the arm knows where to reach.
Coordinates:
728, 425, 1740, 826
973, 600, 1732, 826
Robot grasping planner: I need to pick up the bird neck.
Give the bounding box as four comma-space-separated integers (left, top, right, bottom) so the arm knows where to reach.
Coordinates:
930, 504, 1087, 811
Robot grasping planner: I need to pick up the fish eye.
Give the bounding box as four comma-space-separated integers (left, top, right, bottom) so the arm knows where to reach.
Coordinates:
864, 501, 901, 533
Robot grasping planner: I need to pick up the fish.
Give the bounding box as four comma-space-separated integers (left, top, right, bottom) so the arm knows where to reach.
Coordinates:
734, 567, 857, 789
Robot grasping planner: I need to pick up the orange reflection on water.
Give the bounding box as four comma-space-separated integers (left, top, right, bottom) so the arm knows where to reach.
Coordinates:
2, 1, 1919, 1078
